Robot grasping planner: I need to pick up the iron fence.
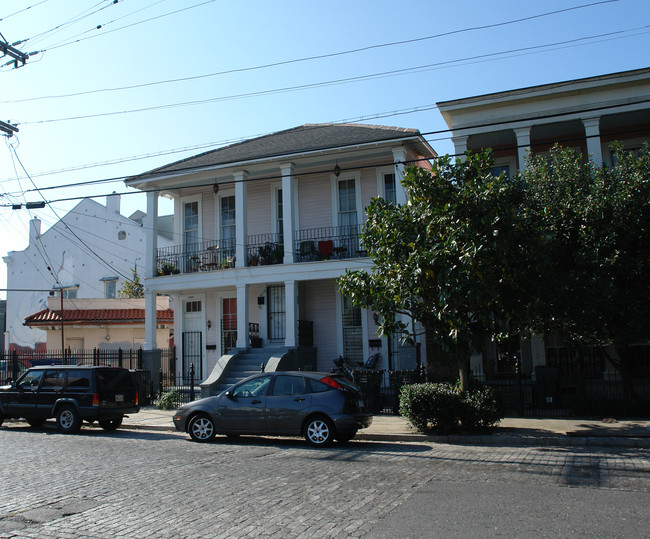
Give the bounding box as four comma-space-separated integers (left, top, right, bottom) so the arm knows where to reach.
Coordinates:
0, 348, 156, 404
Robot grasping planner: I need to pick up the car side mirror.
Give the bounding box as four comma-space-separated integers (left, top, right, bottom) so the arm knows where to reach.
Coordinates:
225, 391, 234, 400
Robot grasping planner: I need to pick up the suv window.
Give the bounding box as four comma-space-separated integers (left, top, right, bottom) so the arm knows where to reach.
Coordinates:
18, 370, 43, 389
95, 369, 134, 391
66, 370, 92, 390
42, 370, 66, 389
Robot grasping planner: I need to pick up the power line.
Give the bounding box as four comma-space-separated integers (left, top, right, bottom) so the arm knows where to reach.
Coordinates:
7, 143, 133, 282
17, 25, 650, 127
3, 1, 619, 105
0, 1, 49, 23
4, 96, 650, 203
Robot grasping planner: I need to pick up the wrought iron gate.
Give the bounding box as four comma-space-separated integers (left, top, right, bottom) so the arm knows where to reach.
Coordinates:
182, 331, 202, 380
267, 284, 286, 343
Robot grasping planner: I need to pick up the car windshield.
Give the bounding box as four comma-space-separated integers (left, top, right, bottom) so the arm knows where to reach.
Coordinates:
232, 376, 271, 398
17, 370, 43, 389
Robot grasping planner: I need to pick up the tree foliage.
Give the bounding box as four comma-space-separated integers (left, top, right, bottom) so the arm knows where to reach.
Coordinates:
338, 150, 540, 389
119, 268, 144, 299
522, 144, 650, 381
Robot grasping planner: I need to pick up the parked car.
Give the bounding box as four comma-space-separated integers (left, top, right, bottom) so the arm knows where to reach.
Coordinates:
0, 365, 140, 433
173, 371, 372, 446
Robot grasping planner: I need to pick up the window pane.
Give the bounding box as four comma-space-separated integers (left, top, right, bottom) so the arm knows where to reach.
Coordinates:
384, 173, 396, 205
271, 375, 306, 396
184, 201, 199, 245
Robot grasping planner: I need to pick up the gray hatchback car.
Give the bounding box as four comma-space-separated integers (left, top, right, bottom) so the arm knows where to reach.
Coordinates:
173, 371, 372, 446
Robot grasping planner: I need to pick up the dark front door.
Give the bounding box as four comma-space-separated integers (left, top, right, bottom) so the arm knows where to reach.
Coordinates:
267, 285, 285, 343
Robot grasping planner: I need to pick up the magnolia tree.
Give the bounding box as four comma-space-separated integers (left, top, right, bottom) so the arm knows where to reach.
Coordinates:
338, 151, 541, 391
522, 144, 650, 397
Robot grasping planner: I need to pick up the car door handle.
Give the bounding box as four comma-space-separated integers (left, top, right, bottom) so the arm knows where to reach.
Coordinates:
294, 397, 305, 402
251, 399, 262, 404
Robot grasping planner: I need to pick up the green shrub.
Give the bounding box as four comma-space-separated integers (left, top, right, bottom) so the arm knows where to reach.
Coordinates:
154, 389, 181, 410
399, 381, 504, 434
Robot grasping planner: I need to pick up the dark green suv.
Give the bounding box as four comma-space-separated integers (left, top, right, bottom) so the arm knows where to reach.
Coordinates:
0, 365, 140, 433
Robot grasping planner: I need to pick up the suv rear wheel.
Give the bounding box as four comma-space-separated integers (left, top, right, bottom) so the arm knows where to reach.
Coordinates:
99, 416, 123, 431
56, 405, 82, 434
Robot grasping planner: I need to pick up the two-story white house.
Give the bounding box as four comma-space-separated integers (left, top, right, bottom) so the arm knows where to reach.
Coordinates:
437, 66, 650, 380
127, 123, 436, 387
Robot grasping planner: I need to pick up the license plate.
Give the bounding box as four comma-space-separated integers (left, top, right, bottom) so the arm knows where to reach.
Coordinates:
115, 394, 124, 402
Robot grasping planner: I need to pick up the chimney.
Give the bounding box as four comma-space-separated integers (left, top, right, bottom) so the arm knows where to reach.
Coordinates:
106, 192, 121, 215
29, 218, 41, 246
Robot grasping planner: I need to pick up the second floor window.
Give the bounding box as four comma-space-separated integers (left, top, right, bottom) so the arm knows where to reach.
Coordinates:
383, 172, 396, 205
221, 195, 236, 250
337, 178, 357, 228
104, 279, 117, 299
184, 201, 199, 246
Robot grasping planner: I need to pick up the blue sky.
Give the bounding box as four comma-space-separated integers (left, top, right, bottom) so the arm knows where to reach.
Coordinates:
1, 0, 649, 296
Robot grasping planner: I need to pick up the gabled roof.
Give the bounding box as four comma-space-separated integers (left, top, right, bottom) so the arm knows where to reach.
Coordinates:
128, 123, 434, 181
24, 308, 174, 327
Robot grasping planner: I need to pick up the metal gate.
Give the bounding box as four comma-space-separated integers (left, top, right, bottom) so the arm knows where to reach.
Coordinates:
182, 331, 202, 379
267, 284, 286, 343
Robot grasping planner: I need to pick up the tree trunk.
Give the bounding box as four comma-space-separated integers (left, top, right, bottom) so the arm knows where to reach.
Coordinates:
456, 345, 471, 392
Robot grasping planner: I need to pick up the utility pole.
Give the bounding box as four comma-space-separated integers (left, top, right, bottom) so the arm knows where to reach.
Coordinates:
1, 31, 29, 136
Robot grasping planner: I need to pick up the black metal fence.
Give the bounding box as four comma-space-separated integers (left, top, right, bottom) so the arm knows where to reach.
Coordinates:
159, 348, 200, 407
473, 371, 650, 418
0, 348, 155, 405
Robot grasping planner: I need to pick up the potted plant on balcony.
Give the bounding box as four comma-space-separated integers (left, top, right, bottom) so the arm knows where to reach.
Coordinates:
248, 254, 259, 266
158, 262, 180, 275
259, 243, 276, 265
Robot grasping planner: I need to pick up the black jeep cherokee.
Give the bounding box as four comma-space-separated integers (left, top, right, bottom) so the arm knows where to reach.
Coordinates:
0, 365, 139, 433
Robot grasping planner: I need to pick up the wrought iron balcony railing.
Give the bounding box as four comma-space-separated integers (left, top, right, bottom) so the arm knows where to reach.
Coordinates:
294, 224, 364, 262
156, 239, 235, 275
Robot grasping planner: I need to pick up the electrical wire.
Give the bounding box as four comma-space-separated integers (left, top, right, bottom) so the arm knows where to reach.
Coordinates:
17, 25, 650, 127
7, 143, 133, 282
0, 1, 49, 23
3, 0, 620, 105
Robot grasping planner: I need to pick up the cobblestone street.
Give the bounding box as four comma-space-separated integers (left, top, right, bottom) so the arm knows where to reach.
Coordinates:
0, 423, 648, 538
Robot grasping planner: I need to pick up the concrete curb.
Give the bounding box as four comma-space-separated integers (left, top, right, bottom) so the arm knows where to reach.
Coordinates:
123, 422, 650, 448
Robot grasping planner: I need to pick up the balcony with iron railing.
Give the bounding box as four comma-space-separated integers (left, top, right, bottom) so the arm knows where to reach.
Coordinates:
156, 239, 235, 275
155, 224, 366, 275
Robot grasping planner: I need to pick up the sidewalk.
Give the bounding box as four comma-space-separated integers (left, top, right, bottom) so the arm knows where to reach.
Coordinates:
123, 407, 650, 448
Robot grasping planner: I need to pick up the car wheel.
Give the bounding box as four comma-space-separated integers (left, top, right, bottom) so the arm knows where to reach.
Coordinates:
99, 416, 123, 431
26, 418, 46, 428
336, 431, 357, 443
304, 416, 335, 447
56, 405, 82, 434
188, 414, 215, 443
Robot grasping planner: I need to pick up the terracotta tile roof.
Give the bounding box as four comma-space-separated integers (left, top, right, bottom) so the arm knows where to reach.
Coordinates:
24, 308, 174, 326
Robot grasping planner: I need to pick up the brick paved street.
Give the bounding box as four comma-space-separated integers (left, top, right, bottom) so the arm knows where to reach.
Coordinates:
0, 422, 648, 538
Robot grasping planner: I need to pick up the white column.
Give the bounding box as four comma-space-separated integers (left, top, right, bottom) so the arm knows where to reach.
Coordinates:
451, 135, 468, 161
513, 127, 531, 172
234, 171, 248, 268
144, 290, 157, 350
144, 191, 159, 351
284, 280, 297, 348
145, 190, 158, 279
582, 117, 603, 167
236, 284, 249, 349
280, 163, 296, 264
392, 148, 408, 205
